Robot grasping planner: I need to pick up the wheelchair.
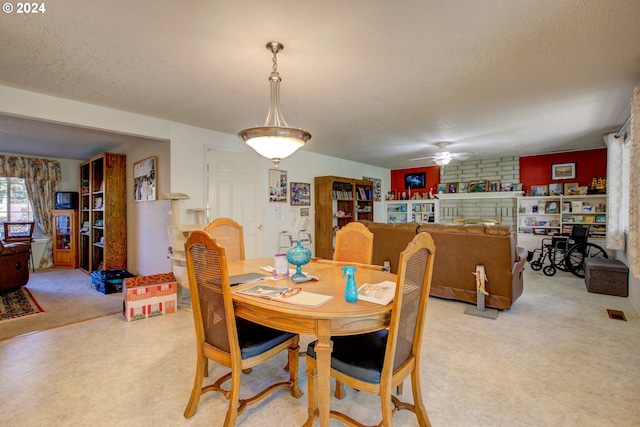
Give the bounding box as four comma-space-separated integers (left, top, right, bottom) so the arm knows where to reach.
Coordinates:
529, 224, 608, 277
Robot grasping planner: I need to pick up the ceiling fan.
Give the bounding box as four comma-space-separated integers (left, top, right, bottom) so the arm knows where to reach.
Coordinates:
409, 142, 471, 166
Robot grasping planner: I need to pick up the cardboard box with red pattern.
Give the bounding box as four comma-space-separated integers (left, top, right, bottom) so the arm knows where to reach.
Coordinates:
123, 273, 177, 321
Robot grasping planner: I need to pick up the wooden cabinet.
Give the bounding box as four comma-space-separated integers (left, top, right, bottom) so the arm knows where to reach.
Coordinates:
78, 152, 127, 274
314, 176, 374, 260
52, 209, 78, 268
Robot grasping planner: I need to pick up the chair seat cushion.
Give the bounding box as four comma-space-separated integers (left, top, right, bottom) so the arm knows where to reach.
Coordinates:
236, 317, 296, 359
307, 329, 388, 384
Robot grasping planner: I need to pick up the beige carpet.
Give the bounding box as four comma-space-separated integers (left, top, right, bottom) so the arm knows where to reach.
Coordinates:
0, 268, 639, 426
0, 269, 123, 340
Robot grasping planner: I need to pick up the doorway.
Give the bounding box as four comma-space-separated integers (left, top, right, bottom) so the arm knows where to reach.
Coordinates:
205, 150, 264, 258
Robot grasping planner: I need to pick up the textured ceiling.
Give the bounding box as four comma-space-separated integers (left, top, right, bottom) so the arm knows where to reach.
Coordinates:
0, 0, 639, 167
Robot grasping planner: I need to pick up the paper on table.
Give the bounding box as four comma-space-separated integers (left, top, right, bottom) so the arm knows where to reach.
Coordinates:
357, 280, 396, 306
237, 284, 332, 308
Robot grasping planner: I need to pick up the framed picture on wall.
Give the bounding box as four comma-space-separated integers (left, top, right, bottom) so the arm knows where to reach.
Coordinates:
488, 180, 501, 192
404, 172, 426, 189
446, 182, 458, 193
437, 183, 447, 194
458, 182, 469, 193
133, 156, 157, 202
551, 162, 576, 180
269, 169, 288, 203
290, 182, 311, 206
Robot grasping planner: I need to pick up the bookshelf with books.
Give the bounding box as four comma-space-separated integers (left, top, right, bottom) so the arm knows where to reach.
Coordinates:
516, 194, 606, 252
315, 176, 374, 260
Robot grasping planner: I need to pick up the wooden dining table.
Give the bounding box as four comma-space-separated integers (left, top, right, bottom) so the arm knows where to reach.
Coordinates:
228, 258, 396, 427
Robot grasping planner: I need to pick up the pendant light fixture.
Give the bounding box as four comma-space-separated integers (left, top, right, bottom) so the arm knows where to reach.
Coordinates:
238, 41, 311, 168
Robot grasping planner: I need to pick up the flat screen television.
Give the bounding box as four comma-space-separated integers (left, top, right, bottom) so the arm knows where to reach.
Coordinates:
404, 172, 426, 189
55, 191, 79, 210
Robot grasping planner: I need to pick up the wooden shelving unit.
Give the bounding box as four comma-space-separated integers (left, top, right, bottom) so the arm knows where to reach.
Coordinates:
314, 176, 374, 260
78, 152, 127, 274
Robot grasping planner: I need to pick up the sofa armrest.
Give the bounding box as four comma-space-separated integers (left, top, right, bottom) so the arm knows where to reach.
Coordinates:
510, 246, 528, 304
0, 241, 31, 256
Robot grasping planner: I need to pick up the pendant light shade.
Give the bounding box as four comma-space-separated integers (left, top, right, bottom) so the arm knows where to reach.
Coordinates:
238, 42, 311, 168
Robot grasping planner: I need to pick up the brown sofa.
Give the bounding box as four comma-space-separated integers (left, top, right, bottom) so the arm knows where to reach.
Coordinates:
358, 220, 527, 310
0, 240, 31, 292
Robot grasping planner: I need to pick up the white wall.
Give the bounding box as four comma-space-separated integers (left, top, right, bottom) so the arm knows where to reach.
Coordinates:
0, 85, 390, 274
123, 140, 172, 276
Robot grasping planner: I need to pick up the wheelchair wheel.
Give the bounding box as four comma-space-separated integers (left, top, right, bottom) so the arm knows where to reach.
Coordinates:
564, 242, 608, 278
530, 260, 543, 271
550, 251, 569, 272
543, 265, 556, 276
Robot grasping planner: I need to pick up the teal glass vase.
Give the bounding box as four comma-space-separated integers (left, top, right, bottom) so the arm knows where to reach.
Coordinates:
286, 240, 311, 279
342, 266, 358, 302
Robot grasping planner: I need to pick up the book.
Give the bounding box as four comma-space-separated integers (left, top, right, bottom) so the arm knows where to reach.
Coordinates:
357, 280, 396, 306
237, 284, 333, 308
273, 254, 289, 279
228, 272, 269, 286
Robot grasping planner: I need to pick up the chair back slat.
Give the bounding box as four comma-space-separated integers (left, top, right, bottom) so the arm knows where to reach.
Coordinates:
187, 231, 233, 354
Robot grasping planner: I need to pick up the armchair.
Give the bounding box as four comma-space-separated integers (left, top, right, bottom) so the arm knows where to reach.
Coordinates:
0, 239, 32, 292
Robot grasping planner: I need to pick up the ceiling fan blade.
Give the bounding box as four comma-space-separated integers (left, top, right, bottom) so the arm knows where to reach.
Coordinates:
409, 156, 434, 162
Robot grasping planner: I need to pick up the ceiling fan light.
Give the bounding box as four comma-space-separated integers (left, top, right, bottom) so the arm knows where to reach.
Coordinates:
434, 157, 451, 166
238, 42, 311, 168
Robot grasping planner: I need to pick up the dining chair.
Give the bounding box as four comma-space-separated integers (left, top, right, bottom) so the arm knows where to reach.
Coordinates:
204, 217, 245, 262
3, 221, 35, 272
333, 221, 374, 265
306, 231, 436, 427
183, 230, 302, 426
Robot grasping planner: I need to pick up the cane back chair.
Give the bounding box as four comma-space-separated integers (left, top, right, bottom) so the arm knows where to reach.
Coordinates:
306, 231, 436, 427
334, 221, 374, 265
204, 217, 245, 262
183, 230, 302, 426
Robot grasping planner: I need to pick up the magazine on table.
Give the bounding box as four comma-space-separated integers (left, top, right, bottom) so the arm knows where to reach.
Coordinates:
237, 284, 332, 308
357, 280, 397, 306
228, 272, 269, 286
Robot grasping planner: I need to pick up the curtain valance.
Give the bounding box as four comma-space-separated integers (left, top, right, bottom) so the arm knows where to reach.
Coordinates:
0, 155, 62, 182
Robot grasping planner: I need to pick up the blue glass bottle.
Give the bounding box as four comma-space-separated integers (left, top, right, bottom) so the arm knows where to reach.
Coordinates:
342, 266, 358, 302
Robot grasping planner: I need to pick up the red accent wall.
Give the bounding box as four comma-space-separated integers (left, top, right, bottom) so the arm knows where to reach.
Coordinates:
390, 166, 440, 199
519, 149, 606, 193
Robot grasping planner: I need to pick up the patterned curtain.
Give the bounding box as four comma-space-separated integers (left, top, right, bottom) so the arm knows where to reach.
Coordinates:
629, 87, 640, 278
0, 155, 61, 267
605, 133, 625, 250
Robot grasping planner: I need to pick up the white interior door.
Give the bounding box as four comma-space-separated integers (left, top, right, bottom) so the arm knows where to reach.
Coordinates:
206, 150, 264, 258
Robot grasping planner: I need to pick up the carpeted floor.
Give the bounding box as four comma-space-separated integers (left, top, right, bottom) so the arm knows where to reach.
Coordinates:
0, 267, 638, 426
0, 287, 44, 321
0, 269, 123, 340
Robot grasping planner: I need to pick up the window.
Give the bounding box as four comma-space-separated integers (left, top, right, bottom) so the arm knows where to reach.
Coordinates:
0, 177, 35, 240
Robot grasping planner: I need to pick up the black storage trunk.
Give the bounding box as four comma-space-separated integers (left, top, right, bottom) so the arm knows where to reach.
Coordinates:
91, 270, 135, 294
